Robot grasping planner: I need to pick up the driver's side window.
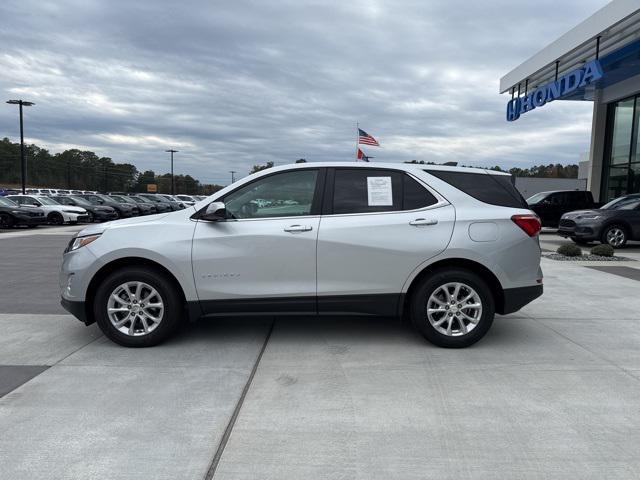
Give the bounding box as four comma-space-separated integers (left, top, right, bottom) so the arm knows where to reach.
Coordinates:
223, 170, 318, 219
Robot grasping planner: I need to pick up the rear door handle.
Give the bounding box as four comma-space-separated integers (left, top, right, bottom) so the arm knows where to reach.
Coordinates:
284, 224, 313, 232
409, 218, 438, 226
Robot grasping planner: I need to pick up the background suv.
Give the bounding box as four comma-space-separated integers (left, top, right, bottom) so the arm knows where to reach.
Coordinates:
60, 163, 542, 348
527, 190, 599, 228
559, 193, 640, 247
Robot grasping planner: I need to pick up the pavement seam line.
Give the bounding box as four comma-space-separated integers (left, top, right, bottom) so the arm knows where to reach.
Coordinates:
203, 319, 275, 480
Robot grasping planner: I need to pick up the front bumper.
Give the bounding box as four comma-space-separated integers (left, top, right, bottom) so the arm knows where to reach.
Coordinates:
557, 220, 602, 241
14, 214, 47, 226
93, 210, 118, 221
499, 284, 543, 315
61, 297, 88, 324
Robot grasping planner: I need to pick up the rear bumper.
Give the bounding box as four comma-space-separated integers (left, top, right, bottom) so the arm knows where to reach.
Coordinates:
61, 297, 90, 324
499, 284, 543, 315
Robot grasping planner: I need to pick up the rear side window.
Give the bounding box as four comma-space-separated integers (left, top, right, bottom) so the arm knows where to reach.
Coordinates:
331, 169, 438, 214
425, 170, 526, 208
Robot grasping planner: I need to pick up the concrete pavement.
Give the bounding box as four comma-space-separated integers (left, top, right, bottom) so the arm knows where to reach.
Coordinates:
1, 230, 640, 479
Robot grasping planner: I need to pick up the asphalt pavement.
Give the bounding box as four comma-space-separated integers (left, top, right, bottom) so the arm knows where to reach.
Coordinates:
2, 227, 640, 479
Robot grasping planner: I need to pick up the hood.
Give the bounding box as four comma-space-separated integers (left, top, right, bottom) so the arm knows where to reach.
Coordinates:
62, 206, 86, 213
562, 209, 611, 219
77, 212, 171, 236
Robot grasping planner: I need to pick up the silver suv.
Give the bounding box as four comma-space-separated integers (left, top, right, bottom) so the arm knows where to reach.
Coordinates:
60, 163, 543, 348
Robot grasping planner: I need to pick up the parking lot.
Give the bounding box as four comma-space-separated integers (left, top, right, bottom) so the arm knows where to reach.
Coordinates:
1, 227, 640, 479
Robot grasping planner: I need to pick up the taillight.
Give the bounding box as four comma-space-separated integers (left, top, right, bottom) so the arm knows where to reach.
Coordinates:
511, 214, 541, 237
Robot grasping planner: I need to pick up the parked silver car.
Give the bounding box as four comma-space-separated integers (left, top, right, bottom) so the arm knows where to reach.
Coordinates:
60, 163, 543, 348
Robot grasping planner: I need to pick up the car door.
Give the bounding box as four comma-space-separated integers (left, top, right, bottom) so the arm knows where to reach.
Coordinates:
316, 168, 455, 316
192, 168, 323, 315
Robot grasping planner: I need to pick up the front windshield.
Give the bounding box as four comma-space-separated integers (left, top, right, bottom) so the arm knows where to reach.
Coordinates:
110, 196, 128, 204
68, 196, 92, 207
601, 196, 640, 210
0, 197, 18, 207
526, 192, 548, 205
97, 194, 115, 203
129, 196, 147, 204
37, 196, 61, 205
141, 195, 163, 203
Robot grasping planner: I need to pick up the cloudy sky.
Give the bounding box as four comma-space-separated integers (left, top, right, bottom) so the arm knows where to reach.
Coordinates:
1, 0, 607, 184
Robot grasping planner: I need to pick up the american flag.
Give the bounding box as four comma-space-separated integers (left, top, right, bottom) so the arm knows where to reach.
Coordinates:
358, 128, 379, 146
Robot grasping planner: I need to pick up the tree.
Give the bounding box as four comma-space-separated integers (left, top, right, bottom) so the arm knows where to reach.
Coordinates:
250, 161, 274, 173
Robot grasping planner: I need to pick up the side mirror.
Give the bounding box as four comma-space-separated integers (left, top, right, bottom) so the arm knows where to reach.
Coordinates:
201, 201, 227, 221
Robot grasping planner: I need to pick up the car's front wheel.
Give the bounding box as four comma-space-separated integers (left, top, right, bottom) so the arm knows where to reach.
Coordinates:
410, 268, 495, 348
602, 224, 627, 248
93, 267, 183, 347
48, 212, 64, 225
0, 213, 14, 228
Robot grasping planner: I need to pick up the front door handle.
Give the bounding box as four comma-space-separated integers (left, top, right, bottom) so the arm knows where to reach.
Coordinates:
284, 224, 313, 233
409, 218, 438, 226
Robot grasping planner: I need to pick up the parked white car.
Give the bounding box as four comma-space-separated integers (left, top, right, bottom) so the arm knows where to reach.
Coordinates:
8, 194, 89, 225
175, 194, 197, 206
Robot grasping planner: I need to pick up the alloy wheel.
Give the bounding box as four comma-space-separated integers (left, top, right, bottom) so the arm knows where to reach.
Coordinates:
605, 227, 626, 247
107, 281, 165, 336
426, 282, 483, 337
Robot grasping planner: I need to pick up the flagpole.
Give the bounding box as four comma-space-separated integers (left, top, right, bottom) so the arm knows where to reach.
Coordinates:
355, 121, 359, 162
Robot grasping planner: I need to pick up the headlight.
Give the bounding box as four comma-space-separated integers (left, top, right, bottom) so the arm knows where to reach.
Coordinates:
63, 209, 80, 214
577, 215, 601, 220
68, 234, 101, 252
11, 210, 24, 214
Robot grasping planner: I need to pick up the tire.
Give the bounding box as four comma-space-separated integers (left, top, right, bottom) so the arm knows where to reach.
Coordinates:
113, 210, 122, 219
93, 267, 183, 347
47, 212, 64, 225
601, 224, 628, 248
0, 213, 14, 229
410, 268, 495, 348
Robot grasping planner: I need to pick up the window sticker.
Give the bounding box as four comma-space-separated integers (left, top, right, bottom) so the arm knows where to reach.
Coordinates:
367, 176, 393, 206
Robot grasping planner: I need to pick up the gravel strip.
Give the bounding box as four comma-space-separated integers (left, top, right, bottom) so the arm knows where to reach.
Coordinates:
543, 253, 633, 262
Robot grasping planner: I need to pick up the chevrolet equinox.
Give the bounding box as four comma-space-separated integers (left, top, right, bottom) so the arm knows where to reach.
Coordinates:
60, 163, 543, 348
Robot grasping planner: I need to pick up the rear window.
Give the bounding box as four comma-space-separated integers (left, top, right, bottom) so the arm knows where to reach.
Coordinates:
331, 169, 438, 214
425, 170, 527, 208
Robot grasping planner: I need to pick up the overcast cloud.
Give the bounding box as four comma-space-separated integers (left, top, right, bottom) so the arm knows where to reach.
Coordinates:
0, 0, 607, 184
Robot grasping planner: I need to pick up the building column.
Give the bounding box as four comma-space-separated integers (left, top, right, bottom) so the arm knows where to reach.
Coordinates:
587, 90, 608, 201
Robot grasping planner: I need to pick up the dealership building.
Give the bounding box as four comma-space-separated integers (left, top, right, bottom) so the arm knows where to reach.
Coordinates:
500, 0, 640, 201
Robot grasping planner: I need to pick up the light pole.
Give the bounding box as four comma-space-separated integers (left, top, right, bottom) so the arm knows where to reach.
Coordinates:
165, 149, 178, 195
6, 99, 35, 194
229, 170, 236, 184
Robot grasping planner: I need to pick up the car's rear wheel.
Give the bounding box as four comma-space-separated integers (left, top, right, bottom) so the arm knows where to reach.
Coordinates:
410, 268, 495, 348
47, 212, 64, 225
602, 224, 627, 248
93, 267, 183, 347
0, 213, 14, 228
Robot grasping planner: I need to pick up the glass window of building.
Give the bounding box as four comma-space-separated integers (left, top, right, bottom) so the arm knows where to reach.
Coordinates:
604, 96, 640, 200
